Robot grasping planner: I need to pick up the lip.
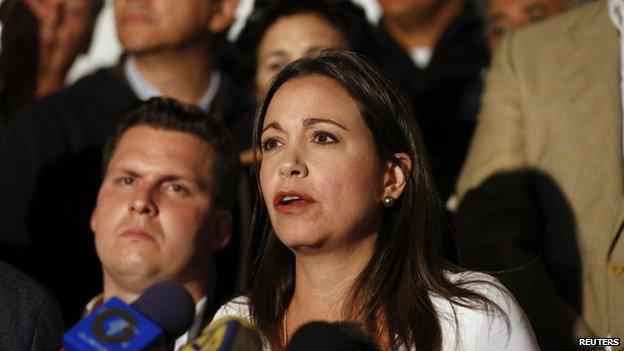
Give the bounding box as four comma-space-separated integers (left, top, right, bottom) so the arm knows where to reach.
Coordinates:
121, 10, 153, 24
273, 190, 316, 214
120, 228, 156, 242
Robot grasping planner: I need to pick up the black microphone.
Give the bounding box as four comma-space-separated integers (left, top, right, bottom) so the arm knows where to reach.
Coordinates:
132, 281, 196, 339
64, 282, 196, 351
286, 321, 380, 351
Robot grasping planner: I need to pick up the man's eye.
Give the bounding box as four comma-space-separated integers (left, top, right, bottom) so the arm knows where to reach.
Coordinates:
170, 184, 187, 194
313, 132, 337, 144
529, 13, 546, 22
489, 24, 506, 38
120, 177, 134, 185
262, 138, 282, 151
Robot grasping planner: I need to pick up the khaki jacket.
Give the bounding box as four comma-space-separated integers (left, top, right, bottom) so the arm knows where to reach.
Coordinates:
456, 0, 624, 347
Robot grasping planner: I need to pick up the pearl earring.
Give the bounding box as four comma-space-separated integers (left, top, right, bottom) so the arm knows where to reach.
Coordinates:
383, 196, 395, 208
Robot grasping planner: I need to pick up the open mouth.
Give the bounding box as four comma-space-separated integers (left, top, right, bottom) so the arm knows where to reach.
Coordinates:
281, 195, 303, 205
274, 191, 315, 213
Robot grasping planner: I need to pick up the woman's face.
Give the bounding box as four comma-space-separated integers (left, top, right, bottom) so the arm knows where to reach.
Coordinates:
255, 12, 348, 101
259, 75, 389, 253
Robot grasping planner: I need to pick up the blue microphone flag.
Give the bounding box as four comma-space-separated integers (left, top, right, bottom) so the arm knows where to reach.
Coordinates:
63, 297, 163, 351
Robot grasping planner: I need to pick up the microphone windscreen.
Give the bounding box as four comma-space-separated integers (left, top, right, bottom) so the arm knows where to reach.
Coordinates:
131, 282, 196, 339
182, 317, 262, 351
287, 321, 379, 351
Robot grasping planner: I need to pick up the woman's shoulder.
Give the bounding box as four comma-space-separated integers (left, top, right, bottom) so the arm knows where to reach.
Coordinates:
212, 296, 252, 323
432, 271, 539, 350
447, 271, 508, 297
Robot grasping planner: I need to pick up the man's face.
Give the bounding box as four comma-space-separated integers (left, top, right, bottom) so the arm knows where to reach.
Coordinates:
91, 126, 228, 294
114, 0, 231, 54
487, 0, 567, 51
378, 0, 444, 25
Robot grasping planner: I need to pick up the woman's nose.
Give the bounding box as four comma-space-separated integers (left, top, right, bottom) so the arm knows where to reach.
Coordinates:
278, 147, 309, 179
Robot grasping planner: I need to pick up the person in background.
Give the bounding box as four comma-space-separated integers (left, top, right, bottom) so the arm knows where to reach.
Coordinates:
0, 0, 241, 325
454, 0, 623, 348
486, 0, 569, 51
234, 0, 376, 165
0, 0, 103, 134
88, 98, 238, 350
373, 0, 488, 205
212, 51, 537, 351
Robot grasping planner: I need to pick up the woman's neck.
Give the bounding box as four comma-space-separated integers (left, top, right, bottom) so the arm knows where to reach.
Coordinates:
133, 41, 214, 106
286, 234, 377, 335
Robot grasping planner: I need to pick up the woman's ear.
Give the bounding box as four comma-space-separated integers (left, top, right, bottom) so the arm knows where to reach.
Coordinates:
207, 0, 239, 34
382, 153, 412, 201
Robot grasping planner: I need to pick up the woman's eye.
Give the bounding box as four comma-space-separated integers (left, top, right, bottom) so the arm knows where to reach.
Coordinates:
313, 132, 337, 145
267, 61, 285, 72
262, 138, 282, 151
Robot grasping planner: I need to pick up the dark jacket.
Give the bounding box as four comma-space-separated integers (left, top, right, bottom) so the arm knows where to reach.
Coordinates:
0, 260, 64, 351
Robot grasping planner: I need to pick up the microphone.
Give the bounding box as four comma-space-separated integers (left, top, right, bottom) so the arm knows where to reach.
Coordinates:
286, 321, 379, 351
63, 282, 196, 351
181, 317, 262, 351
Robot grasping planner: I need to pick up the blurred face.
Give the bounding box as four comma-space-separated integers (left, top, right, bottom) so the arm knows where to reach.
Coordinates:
61, 0, 98, 54
487, 0, 567, 51
114, 0, 227, 54
378, 0, 442, 25
259, 75, 388, 253
255, 12, 347, 101
92, 126, 225, 293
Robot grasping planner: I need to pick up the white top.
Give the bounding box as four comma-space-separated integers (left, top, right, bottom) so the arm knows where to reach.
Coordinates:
211, 272, 539, 351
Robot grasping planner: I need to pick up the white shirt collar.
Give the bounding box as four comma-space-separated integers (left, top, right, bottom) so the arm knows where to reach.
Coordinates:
609, 0, 624, 31
174, 296, 207, 351
123, 56, 221, 111
409, 47, 433, 69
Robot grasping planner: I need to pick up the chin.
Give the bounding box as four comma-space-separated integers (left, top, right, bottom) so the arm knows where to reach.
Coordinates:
119, 36, 161, 55
278, 234, 326, 252
113, 250, 159, 273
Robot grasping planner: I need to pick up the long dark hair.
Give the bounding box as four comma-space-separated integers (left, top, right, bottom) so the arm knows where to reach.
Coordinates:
248, 51, 504, 350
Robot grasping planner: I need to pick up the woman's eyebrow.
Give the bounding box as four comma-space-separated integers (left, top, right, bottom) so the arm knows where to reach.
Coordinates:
262, 121, 283, 134
303, 117, 349, 131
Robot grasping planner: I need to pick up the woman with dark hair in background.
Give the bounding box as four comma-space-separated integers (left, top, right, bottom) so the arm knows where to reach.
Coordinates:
0, 0, 103, 134
234, 0, 376, 165
212, 51, 538, 350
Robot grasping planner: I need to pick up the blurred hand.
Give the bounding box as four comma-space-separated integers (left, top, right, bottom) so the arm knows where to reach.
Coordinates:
23, 0, 93, 97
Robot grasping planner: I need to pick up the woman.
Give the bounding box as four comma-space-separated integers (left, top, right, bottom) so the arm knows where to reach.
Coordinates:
235, 0, 376, 164
0, 0, 103, 134
213, 51, 538, 350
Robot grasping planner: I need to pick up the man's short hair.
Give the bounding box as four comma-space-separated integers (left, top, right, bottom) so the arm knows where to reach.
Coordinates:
103, 97, 241, 209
